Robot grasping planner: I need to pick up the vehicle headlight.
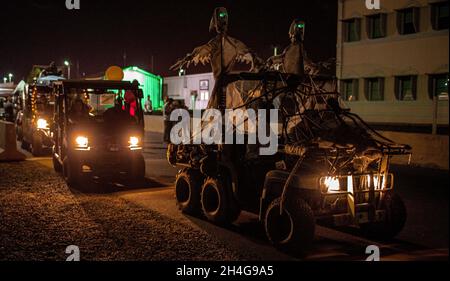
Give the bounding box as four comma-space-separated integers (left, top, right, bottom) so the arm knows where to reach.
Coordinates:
75, 136, 89, 148
322, 176, 340, 192
36, 118, 48, 129
128, 136, 141, 149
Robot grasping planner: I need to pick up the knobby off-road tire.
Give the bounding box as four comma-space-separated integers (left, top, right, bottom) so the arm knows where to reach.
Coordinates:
175, 169, 203, 215
200, 177, 240, 225
264, 197, 315, 253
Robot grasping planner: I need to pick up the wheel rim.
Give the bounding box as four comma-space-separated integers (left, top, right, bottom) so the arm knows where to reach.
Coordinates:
266, 205, 294, 244
176, 177, 190, 205
202, 183, 220, 215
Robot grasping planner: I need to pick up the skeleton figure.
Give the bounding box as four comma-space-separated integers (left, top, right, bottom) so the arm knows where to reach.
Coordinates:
170, 7, 262, 109
266, 19, 306, 75
40, 61, 63, 77
266, 19, 333, 76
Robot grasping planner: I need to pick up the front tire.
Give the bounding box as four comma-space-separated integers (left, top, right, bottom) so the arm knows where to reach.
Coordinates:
52, 153, 62, 173
360, 192, 407, 240
264, 197, 315, 253
63, 157, 82, 188
130, 154, 146, 182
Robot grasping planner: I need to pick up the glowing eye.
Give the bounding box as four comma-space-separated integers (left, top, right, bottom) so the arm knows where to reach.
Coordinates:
75, 136, 88, 148
219, 12, 227, 18
297, 23, 304, 28
129, 136, 139, 147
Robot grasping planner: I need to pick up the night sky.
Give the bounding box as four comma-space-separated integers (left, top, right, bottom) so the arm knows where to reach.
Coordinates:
0, 0, 337, 81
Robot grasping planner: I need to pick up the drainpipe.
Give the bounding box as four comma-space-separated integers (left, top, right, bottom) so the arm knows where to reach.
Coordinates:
432, 95, 438, 134
337, 0, 345, 91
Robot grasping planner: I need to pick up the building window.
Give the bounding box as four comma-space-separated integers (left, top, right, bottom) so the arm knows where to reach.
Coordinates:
366, 14, 387, 39
343, 18, 361, 42
341, 79, 359, 101
431, 2, 449, 30
429, 74, 449, 100
200, 90, 209, 101
397, 8, 420, 35
395, 76, 417, 101
364, 78, 384, 101
199, 79, 209, 90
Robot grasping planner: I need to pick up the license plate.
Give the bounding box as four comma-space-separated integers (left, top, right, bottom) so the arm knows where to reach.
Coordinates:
109, 145, 119, 151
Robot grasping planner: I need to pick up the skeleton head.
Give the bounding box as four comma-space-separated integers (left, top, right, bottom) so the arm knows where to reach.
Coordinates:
289, 19, 305, 42
209, 7, 228, 33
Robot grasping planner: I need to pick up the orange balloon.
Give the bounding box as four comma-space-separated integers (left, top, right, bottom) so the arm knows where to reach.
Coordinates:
105, 66, 124, 81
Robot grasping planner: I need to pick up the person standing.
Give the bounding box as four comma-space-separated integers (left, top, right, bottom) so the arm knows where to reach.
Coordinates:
144, 96, 153, 115
163, 97, 174, 143
4, 96, 14, 122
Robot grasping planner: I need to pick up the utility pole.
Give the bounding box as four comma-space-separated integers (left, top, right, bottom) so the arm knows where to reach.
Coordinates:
123, 51, 127, 67
76, 60, 80, 79
64, 60, 71, 79
151, 54, 154, 73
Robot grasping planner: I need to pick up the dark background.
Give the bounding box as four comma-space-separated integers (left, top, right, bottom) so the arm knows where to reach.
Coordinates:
0, 0, 337, 80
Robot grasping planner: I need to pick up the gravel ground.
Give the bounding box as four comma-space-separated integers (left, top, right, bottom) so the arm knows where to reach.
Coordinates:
0, 160, 245, 261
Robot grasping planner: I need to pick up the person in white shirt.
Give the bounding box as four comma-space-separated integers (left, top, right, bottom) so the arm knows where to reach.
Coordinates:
144, 96, 153, 115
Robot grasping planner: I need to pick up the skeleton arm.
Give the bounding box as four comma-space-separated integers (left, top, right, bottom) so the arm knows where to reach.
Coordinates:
227, 36, 264, 71
169, 39, 215, 71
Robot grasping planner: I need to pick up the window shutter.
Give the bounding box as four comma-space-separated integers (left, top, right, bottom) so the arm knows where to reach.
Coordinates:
364, 79, 370, 100
353, 79, 359, 100
355, 18, 361, 40
412, 75, 418, 100
394, 77, 400, 100
413, 7, 420, 32
380, 13, 387, 37
366, 16, 371, 38
396, 11, 402, 34
342, 21, 348, 42
430, 4, 437, 30
428, 75, 434, 100
379, 77, 385, 100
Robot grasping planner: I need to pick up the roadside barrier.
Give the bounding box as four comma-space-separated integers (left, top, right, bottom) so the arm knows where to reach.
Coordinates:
0, 120, 25, 162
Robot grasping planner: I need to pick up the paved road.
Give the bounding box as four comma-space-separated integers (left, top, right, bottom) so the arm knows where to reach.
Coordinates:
27, 141, 448, 261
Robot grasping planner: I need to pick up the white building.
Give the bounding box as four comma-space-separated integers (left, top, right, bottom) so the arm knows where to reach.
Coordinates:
163, 72, 214, 110
337, 0, 448, 132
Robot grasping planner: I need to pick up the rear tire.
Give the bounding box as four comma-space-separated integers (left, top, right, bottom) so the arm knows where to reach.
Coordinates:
360, 192, 407, 240
175, 169, 202, 215
264, 197, 315, 253
200, 177, 240, 225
